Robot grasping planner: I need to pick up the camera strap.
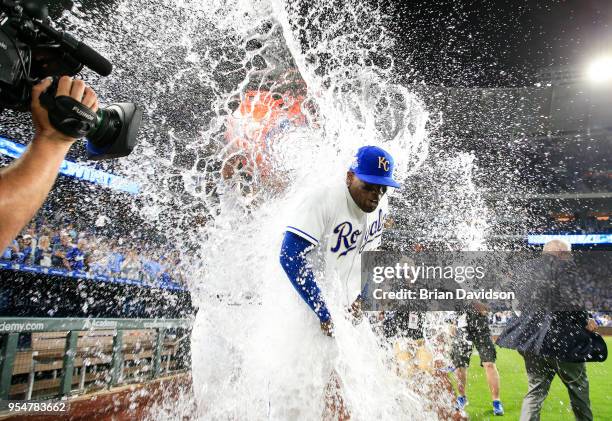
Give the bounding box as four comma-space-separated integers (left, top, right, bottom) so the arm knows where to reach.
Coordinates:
40, 93, 98, 139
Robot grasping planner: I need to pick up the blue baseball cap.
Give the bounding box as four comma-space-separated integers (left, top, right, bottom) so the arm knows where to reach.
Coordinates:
349, 145, 400, 188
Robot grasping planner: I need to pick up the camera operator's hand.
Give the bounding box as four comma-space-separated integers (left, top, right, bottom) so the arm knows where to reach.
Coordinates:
0, 76, 100, 252
31, 76, 99, 143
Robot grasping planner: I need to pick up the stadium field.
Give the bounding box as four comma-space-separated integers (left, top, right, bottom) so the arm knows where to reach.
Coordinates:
458, 337, 611, 420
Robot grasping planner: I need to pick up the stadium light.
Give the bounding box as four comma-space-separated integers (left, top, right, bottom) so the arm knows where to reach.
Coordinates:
587, 56, 612, 82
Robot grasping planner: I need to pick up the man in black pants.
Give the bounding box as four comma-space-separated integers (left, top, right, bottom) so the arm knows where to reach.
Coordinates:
452, 307, 504, 416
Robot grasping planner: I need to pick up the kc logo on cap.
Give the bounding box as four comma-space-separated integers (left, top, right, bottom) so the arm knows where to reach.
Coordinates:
378, 156, 390, 171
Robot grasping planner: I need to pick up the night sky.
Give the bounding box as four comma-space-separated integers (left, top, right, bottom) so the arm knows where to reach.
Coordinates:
45, 0, 612, 88
386, 0, 612, 87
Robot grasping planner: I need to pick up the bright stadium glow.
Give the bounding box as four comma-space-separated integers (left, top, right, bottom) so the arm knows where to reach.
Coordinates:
587, 56, 612, 82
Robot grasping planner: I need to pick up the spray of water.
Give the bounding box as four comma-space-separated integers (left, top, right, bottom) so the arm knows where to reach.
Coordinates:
54, 0, 495, 418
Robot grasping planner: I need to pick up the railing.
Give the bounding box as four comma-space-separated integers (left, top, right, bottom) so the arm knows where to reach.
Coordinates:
0, 317, 192, 401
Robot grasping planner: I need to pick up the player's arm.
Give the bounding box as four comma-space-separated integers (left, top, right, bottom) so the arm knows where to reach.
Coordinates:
279, 231, 332, 326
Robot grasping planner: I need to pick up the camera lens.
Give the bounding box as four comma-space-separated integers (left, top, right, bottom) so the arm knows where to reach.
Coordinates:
88, 108, 121, 147
86, 103, 143, 160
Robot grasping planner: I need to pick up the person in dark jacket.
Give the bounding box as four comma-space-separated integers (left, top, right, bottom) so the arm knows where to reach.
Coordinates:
497, 240, 607, 421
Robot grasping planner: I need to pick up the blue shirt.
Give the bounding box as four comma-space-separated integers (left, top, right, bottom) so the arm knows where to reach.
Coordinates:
18, 246, 33, 265
1, 247, 12, 260
66, 247, 86, 271
107, 252, 125, 274
143, 260, 162, 279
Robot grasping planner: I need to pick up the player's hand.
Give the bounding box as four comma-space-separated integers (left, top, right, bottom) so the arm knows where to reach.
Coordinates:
586, 318, 598, 332
348, 297, 363, 325
320, 319, 334, 337
31, 76, 99, 144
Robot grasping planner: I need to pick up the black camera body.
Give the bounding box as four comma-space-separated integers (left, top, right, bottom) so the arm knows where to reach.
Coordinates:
0, 0, 142, 160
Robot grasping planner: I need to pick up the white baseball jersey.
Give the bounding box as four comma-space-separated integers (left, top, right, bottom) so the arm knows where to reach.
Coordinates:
286, 183, 389, 307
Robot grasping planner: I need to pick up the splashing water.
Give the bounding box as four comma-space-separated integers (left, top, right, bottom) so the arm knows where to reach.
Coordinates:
54, 0, 495, 419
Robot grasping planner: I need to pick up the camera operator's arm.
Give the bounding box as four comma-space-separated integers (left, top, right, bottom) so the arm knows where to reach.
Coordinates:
0, 77, 98, 251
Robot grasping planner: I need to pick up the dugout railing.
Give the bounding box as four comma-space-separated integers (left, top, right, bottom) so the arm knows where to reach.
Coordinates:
0, 317, 192, 402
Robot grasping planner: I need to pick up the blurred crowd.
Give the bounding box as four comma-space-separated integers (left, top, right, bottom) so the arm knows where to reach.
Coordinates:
593, 312, 612, 327
0, 220, 187, 288
534, 212, 612, 235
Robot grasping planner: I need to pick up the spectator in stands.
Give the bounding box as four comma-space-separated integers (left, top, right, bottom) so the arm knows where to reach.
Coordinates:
167, 250, 186, 286
40, 225, 52, 239
1, 239, 19, 261
50, 229, 60, 246
120, 249, 142, 280
19, 234, 35, 265
51, 231, 73, 270
159, 255, 180, 287
3, 215, 188, 286
1, 242, 12, 260
87, 240, 109, 276
34, 235, 53, 267
8, 236, 23, 263
0, 77, 99, 251
66, 238, 88, 272
142, 252, 162, 284
107, 243, 125, 276
23, 222, 37, 238
66, 223, 78, 242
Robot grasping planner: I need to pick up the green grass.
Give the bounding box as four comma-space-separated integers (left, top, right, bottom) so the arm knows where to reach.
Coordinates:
455, 337, 612, 421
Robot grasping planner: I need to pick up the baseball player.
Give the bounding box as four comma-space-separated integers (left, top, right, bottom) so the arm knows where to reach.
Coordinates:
279, 145, 400, 418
